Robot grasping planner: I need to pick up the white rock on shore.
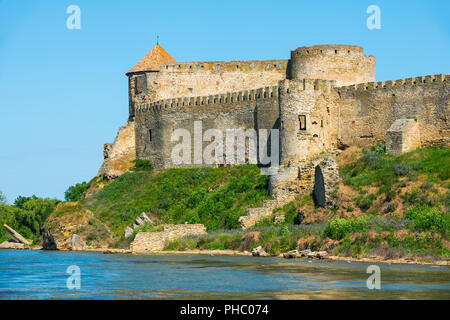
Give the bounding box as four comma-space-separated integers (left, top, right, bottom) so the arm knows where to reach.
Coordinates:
282, 249, 329, 259
251, 246, 269, 257
0, 241, 24, 249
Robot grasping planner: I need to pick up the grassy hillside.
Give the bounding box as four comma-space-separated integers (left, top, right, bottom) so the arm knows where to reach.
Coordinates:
47, 164, 271, 246
167, 146, 450, 262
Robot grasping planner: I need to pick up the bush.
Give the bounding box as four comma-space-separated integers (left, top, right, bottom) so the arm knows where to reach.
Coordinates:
324, 217, 368, 240
0, 190, 6, 204
131, 159, 154, 172
371, 143, 385, 155
405, 204, 448, 234
64, 182, 88, 202
394, 164, 411, 176
362, 152, 383, 170
356, 193, 376, 211
383, 203, 398, 214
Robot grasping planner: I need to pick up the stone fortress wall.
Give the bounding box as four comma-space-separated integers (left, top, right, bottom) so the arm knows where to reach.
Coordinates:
134, 86, 280, 169
335, 73, 449, 149
100, 44, 448, 229
279, 73, 449, 166
128, 59, 288, 121
129, 44, 448, 171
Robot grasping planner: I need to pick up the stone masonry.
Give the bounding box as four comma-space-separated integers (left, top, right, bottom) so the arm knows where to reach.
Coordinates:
131, 224, 207, 253
99, 43, 449, 228
386, 119, 421, 155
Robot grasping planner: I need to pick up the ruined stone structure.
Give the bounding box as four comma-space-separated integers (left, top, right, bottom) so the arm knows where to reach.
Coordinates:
131, 224, 207, 253
100, 43, 449, 227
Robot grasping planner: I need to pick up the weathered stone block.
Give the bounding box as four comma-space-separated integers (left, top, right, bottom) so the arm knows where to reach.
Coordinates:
131, 224, 207, 253
386, 119, 420, 155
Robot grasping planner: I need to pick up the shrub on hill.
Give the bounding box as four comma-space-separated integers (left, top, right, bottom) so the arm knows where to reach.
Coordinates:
64, 182, 88, 201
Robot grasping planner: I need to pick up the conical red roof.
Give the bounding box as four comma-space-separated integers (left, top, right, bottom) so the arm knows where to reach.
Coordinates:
126, 44, 176, 74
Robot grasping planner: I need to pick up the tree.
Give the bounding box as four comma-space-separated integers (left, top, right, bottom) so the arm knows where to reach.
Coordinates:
64, 182, 88, 202
0, 196, 60, 242
14, 195, 38, 209
0, 190, 6, 204
21, 197, 60, 229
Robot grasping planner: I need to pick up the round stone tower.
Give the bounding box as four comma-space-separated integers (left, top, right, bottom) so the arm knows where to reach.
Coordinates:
288, 45, 376, 86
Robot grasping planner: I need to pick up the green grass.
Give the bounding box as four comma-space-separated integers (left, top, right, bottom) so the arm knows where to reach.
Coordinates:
82, 164, 271, 236
166, 223, 326, 254
166, 217, 449, 260
166, 146, 449, 260
341, 146, 450, 188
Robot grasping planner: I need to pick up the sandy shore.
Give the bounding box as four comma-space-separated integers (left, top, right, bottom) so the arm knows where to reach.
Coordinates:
4, 246, 448, 266
112, 248, 449, 266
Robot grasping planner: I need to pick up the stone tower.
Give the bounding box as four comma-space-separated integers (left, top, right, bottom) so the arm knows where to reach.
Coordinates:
126, 44, 177, 121
288, 45, 376, 86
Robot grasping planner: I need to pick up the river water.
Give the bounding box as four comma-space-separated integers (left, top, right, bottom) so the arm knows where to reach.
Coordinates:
0, 250, 448, 299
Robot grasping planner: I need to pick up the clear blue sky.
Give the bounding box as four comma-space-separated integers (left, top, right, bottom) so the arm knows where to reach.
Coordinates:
0, 0, 449, 203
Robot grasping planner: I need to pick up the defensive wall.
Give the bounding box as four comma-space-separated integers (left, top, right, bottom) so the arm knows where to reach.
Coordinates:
128, 59, 288, 120
335, 73, 449, 149
134, 86, 280, 169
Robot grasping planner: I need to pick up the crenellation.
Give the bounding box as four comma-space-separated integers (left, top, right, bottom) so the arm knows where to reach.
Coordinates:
335, 74, 448, 96
134, 85, 281, 114
291, 45, 364, 58
160, 60, 288, 74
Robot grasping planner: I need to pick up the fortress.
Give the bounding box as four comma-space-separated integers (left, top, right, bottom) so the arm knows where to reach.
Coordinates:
99, 43, 449, 228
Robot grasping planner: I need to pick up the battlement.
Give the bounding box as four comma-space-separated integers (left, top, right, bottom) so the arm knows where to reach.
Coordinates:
291, 44, 369, 59
159, 60, 288, 74
336, 73, 448, 95
134, 85, 279, 113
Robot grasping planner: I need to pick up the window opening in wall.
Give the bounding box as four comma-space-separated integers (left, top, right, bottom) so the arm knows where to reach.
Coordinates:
321, 120, 323, 128
149, 129, 152, 142
217, 64, 220, 71
299, 115, 307, 131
